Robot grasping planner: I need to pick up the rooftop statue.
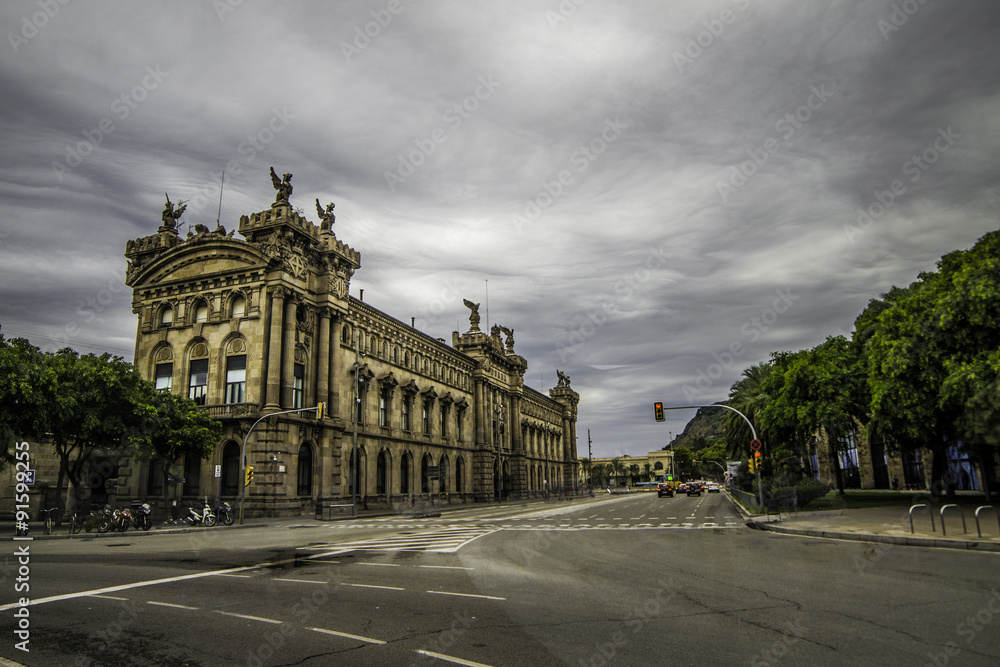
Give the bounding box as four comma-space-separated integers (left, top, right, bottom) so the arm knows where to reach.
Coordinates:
161, 194, 186, 229
463, 298, 481, 331
270, 167, 293, 205
556, 369, 571, 387
316, 199, 336, 232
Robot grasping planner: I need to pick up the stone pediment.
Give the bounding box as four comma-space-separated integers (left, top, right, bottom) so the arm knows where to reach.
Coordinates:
127, 239, 268, 287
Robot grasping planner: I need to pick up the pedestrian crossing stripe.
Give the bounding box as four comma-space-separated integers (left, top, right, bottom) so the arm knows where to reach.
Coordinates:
299, 526, 499, 555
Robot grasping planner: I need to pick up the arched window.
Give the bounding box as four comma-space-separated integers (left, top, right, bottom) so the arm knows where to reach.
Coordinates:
221, 441, 240, 496
193, 300, 209, 323
297, 444, 313, 496
439, 457, 448, 493
147, 459, 165, 496
400, 454, 410, 495
160, 306, 173, 327
421, 454, 432, 493
376, 451, 388, 495
183, 454, 201, 496
231, 295, 246, 318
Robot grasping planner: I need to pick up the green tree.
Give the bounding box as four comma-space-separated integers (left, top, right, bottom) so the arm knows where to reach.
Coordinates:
0, 336, 50, 466
610, 457, 624, 487
866, 230, 1000, 496
724, 363, 772, 460
761, 337, 869, 493
642, 462, 653, 482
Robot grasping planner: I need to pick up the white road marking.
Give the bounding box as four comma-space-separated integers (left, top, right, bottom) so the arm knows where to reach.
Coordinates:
418, 565, 474, 571
308, 626, 386, 645
88, 595, 128, 601
342, 583, 405, 591
273, 578, 328, 584
427, 590, 505, 601
214, 610, 282, 624
147, 601, 199, 610
415, 649, 495, 666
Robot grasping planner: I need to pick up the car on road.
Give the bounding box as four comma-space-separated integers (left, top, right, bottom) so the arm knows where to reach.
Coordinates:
657, 481, 674, 497
685, 481, 703, 496
707, 482, 721, 493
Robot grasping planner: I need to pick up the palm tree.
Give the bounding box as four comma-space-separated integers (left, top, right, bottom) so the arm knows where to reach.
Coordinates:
724, 361, 772, 460
642, 462, 653, 482
580, 458, 593, 487
610, 457, 624, 487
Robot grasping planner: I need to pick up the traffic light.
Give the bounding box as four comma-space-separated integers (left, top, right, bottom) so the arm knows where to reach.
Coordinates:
654, 402, 665, 422
748, 458, 756, 473
245, 465, 254, 487
315, 402, 326, 420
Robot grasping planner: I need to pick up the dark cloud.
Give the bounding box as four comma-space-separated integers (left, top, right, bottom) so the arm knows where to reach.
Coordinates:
1, 0, 998, 457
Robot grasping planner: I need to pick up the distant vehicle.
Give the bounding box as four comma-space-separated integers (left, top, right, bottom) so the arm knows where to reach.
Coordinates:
657, 481, 674, 497
686, 481, 703, 496
707, 482, 721, 493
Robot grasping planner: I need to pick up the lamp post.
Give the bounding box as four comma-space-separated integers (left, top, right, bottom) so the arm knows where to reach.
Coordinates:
351, 329, 365, 518
493, 399, 505, 498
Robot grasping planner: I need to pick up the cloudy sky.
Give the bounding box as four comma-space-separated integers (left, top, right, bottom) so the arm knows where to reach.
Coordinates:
2, 1, 999, 459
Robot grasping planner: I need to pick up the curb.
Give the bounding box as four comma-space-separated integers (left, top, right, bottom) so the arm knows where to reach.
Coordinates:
749, 521, 1000, 552
4, 521, 269, 541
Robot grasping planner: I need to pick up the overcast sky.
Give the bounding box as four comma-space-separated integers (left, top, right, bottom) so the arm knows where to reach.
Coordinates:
2, 1, 998, 459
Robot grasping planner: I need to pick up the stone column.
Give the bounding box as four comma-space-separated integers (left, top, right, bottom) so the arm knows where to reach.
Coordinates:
280, 297, 297, 408
316, 308, 332, 408
264, 287, 286, 410
330, 316, 344, 419
474, 377, 486, 446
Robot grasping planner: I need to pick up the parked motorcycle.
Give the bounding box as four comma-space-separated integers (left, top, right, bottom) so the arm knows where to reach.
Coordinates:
186, 499, 216, 527
216, 501, 235, 526
113, 508, 133, 532
131, 501, 152, 531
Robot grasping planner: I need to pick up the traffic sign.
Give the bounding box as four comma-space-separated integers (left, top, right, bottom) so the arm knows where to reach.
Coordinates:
750, 439, 761, 451
215, 465, 221, 478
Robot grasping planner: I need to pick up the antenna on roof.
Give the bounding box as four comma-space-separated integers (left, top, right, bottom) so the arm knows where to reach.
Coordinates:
215, 170, 225, 227
485, 279, 490, 331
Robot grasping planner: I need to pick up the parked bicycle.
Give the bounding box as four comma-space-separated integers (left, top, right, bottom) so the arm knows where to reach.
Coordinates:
41, 507, 59, 535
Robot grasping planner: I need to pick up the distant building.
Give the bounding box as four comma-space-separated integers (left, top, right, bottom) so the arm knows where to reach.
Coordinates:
581, 450, 675, 487
117, 178, 579, 516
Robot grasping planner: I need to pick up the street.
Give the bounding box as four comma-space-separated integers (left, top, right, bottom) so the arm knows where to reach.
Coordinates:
3, 492, 999, 666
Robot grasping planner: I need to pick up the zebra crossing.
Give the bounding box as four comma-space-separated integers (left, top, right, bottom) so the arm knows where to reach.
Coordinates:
299, 525, 499, 557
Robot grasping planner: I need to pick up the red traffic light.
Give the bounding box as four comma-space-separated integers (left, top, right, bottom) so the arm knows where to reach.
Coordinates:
654, 402, 665, 422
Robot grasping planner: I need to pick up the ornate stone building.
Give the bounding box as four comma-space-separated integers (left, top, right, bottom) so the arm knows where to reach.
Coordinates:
123, 173, 579, 516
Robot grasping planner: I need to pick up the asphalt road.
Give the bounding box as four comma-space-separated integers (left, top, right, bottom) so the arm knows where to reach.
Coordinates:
3, 492, 999, 666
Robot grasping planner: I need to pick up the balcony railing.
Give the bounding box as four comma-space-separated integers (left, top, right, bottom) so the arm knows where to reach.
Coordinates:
200, 403, 259, 419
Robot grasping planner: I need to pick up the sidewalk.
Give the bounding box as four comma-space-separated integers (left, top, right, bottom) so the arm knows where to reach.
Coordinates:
731, 496, 1000, 552
6, 494, 597, 541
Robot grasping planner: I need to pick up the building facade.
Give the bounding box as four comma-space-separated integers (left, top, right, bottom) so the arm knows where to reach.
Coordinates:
122, 177, 579, 516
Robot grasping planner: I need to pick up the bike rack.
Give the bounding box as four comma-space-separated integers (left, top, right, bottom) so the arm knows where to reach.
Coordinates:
975, 506, 1000, 538
939, 504, 966, 536
908, 504, 935, 534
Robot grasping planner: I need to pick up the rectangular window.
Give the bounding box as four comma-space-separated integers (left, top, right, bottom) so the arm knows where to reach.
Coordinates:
423, 400, 430, 435
457, 409, 463, 441
440, 405, 447, 438
379, 390, 388, 427
293, 363, 304, 409
225, 356, 246, 404
402, 397, 410, 431
155, 362, 172, 391
188, 359, 208, 405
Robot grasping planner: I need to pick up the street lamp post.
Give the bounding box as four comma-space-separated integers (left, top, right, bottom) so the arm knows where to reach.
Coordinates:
351, 329, 365, 518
